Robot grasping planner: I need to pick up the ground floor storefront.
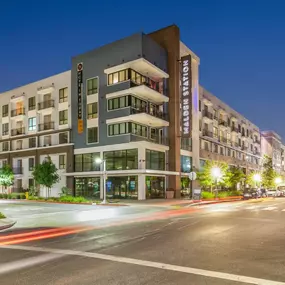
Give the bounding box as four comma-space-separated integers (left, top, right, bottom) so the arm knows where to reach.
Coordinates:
74, 175, 167, 200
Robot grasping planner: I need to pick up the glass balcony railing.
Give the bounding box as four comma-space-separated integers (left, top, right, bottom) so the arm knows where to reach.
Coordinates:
38, 122, 55, 131
11, 108, 25, 117
130, 107, 168, 121
11, 128, 25, 136
38, 100, 55, 110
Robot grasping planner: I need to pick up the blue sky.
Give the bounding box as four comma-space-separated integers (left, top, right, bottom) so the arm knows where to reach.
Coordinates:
1, 0, 284, 137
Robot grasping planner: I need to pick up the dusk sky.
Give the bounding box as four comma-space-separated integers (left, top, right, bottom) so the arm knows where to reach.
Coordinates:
1, 1, 284, 138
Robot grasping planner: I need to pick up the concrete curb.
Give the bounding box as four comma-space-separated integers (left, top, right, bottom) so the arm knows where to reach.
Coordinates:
0, 218, 16, 231
185, 198, 242, 208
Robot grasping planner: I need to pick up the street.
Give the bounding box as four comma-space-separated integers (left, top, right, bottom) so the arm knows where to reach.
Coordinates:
1, 199, 285, 284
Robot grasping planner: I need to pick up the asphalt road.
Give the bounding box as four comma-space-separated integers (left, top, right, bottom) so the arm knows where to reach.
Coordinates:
1, 198, 285, 284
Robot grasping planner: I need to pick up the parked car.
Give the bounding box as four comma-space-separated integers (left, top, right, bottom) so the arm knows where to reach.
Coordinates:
267, 189, 277, 197
243, 190, 252, 200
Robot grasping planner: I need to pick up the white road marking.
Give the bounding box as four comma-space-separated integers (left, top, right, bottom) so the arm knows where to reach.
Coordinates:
262, 207, 277, 211
1, 245, 285, 285
281, 209, 285, 212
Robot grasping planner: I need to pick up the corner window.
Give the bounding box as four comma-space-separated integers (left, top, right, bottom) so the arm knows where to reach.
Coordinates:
87, 78, 98, 95
108, 123, 128, 136
87, 127, 98, 143
59, 155, 66, 169
59, 87, 68, 103
108, 96, 127, 110
108, 69, 128, 85
28, 117, 36, 131
59, 110, 68, 125
28, 97, 36, 110
2, 105, 8, 117
87, 102, 98, 119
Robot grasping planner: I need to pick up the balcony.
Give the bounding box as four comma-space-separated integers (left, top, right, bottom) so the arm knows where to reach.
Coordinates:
11, 108, 25, 118
13, 167, 23, 175
130, 134, 168, 146
38, 122, 55, 131
219, 120, 228, 128
11, 128, 25, 136
202, 110, 213, 123
37, 84, 55, 95
38, 100, 55, 111
202, 130, 213, 138
218, 137, 227, 144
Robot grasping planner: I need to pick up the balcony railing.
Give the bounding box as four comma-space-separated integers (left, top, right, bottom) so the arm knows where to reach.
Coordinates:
11, 108, 25, 117
38, 100, 55, 110
130, 107, 168, 121
218, 137, 227, 143
38, 122, 55, 131
202, 110, 213, 120
202, 130, 213, 137
11, 128, 25, 136
13, 167, 23, 175
130, 134, 169, 146
219, 120, 228, 127
130, 80, 163, 94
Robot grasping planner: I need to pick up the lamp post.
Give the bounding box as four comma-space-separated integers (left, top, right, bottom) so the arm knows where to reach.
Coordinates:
96, 158, 107, 204
253, 173, 261, 189
211, 166, 222, 198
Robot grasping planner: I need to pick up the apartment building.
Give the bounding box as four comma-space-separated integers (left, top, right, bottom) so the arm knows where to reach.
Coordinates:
261, 131, 285, 174
199, 87, 262, 173
0, 71, 73, 196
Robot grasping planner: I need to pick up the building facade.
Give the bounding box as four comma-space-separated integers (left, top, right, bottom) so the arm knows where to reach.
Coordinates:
0, 71, 73, 196
0, 25, 274, 199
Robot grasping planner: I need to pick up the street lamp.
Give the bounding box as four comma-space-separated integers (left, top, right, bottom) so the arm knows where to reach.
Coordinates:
211, 166, 222, 197
275, 177, 282, 186
253, 173, 261, 188
95, 157, 107, 204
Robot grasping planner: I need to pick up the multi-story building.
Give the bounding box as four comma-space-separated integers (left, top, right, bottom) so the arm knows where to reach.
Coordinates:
0, 71, 73, 196
0, 25, 268, 199
261, 131, 284, 174
199, 87, 262, 173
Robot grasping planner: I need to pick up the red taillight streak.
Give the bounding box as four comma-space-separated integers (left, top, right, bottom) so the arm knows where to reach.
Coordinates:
0, 226, 93, 246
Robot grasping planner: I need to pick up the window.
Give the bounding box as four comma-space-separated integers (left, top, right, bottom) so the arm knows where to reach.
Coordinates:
228, 148, 231, 156
28, 117, 36, 131
238, 124, 241, 132
59, 155, 66, 169
59, 110, 68, 125
213, 109, 217, 119
238, 138, 241, 147
28, 97, 36, 110
204, 141, 209, 151
146, 149, 165, 171
16, 140, 23, 150
131, 123, 148, 137
180, 156, 192, 173
29, 179, 34, 188
214, 144, 218, 153
29, 137, 36, 148
108, 96, 128, 110
232, 151, 236, 158
104, 149, 138, 171
2, 141, 9, 151
246, 129, 249, 137
59, 132, 68, 144
2, 105, 8, 117
108, 123, 129, 136
87, 127, 98, 143
2, 123, 9, 136
87, 78, 98, 95
29, 157, 35, 171
220, 147, 224, 155
108, 70, 128, 85
87, 102, 98, 119
199, 100, 201, 111
213, 127, 218, 138
44, 135, 51, 146
74, 153, 100, 172
59, 87, 68, 103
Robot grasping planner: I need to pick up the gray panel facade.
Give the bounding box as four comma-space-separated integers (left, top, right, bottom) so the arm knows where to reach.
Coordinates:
71, 33, 168, 150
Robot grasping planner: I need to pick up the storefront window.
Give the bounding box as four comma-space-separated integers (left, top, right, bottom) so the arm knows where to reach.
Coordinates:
104, 149, 138, 171
75, 177, 100, 199
146, 176, 165, 198
180, 156, 192, 173
146, 150, 165, 170
106, 176, 138, 199
75, 153, 100, 172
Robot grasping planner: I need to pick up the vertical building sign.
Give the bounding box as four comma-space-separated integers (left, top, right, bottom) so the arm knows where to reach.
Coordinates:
181, 55, 192, 137
77, 63, 83, 134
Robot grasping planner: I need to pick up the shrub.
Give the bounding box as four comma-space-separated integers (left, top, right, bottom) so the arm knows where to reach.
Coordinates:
3, 193, 8, 199
0, 212, 6, 219
20, 193, 26, 199
11, 193, 21, 199
28, 186, 38, 197
59, 195, 88, 203
217, 191, 229, 198
201, 191, 215, 199
28, 196, 38, 201
60, 186, 72, 197
0, 193, 3, 199
7, 194, 12, 199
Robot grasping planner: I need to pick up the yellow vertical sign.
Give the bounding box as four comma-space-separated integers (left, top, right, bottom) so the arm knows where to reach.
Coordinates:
78, 119, 83, 134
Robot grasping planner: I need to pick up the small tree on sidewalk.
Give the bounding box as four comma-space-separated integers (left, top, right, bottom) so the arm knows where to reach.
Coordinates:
32, 156, 59, 198
0, 165, 14, 193
262, 155, 278, 189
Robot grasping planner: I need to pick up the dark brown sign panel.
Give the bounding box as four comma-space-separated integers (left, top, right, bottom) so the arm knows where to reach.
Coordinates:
77, 63, 83, 134
181, 55, 192, 137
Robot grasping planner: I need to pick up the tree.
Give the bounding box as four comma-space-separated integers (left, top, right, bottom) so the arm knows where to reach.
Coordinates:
262, 155, 278, 189
245, 171, 256, 188
197, 160, 229, 192
32, 156, 60, 197
0, 164, 14, 193
226, 166, 245, 190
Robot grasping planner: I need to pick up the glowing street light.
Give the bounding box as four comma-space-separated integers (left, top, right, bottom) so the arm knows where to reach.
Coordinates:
275, 177, 282, 185
95, 157, 107, 204
211, 166, 222, 197
253, 173, 261, 188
